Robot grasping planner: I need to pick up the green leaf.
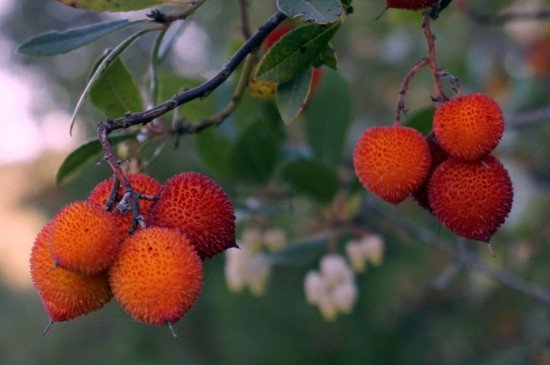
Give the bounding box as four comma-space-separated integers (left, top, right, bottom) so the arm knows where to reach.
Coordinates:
405, 106, 435, 136
226, 118, 284, 184
17, 19, 143, 57
276, 68, 312, 125
276, 0, 342, 24
262, 236, 327, 266
70, 27, 155, 134
280, 159, 339, 204
56, 134, 137, 186
305, 68, 352, 167
255, 22, 340, 84
88, 58, 144, 118
311, 43, 338, 69
57, 0, 170, 12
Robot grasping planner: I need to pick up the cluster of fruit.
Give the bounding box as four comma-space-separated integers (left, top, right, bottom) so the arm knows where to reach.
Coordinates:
353, 93, 513, 243
30, 172, 236, 335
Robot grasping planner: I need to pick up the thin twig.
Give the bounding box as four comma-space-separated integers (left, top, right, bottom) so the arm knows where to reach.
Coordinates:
173, 53, 256, 142
507, 107, 550, 130
148, 0, 209, 25
437, 70, 462, 98
394, 57, 429, 126
456, 0, 550, 26
422, 13, 446, 105
98, 123, 145, 233
368, 200, 550, 306
239, 0, 252, 39
103, 11, 286, 133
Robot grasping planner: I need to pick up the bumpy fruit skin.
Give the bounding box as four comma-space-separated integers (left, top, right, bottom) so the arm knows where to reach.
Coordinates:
89, 173, 161, 236
386, 0, 438, 10
428, 155, 513, 242
109, 227, 203, 326
353, 126, 432, 204
412, 138, 450, 211
30, 223, 112, 322
433, 94, 504, 160
48, 201, 122, 274
147, 172, 237, 259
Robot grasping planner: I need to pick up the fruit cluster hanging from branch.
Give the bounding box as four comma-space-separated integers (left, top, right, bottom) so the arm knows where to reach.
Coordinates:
18, 0, 550, 332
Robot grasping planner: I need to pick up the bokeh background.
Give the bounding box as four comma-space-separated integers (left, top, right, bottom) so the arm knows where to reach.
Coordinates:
2, 0, 550, 364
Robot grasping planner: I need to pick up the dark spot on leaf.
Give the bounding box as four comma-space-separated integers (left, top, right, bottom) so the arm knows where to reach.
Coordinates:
300, 47, 307, 53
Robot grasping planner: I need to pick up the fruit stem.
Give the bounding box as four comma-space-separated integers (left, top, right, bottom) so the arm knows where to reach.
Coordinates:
437, 70, 463, 98
166, 321, 179, 339
422, 13, 446, 106
394, 57, 429, 126
98, 122, 147, 234
42, 320, 54, 336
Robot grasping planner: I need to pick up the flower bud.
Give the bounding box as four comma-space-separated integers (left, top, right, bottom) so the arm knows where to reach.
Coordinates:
247, 256, 271, 296
332, 282, 358, 314
320, 254, 353, 288
361, 235, 384, 266
263, 228, 287, 252
241, 228, 263, 254
345, 239, 367, 273
304, 271, 326, 304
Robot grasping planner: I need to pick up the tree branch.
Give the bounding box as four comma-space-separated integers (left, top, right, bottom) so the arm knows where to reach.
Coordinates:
102, 10, 286, 133
367, 199, 550, 306
507, 106, 550, 130
172, 53, 256, 144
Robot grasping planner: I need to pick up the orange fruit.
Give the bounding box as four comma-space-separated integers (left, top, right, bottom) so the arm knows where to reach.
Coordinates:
30, 223, 112, 323
428, 155, 513, 242
109, 227, 203, 327
433, 94, 504, 160
147, 172, 237, 259
412, 137, 450, 211
353, 126, 432, 204
89, 173, 161, 236
48, 201, 121, 274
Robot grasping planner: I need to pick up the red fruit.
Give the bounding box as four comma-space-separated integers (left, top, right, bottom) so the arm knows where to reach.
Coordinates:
262, 24, 294, 51
30, 223, 112, 323
386, 0, 438, 10
109, 227, 203, 327
433, 93, 505, 160
48, 201, 121, 274
428, 155, 513, 242
412, 137, 450, 211
311, 67, 323, 94
89, 173, 162, 236
353, 126, 432, 204
147, 172, 237, 259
